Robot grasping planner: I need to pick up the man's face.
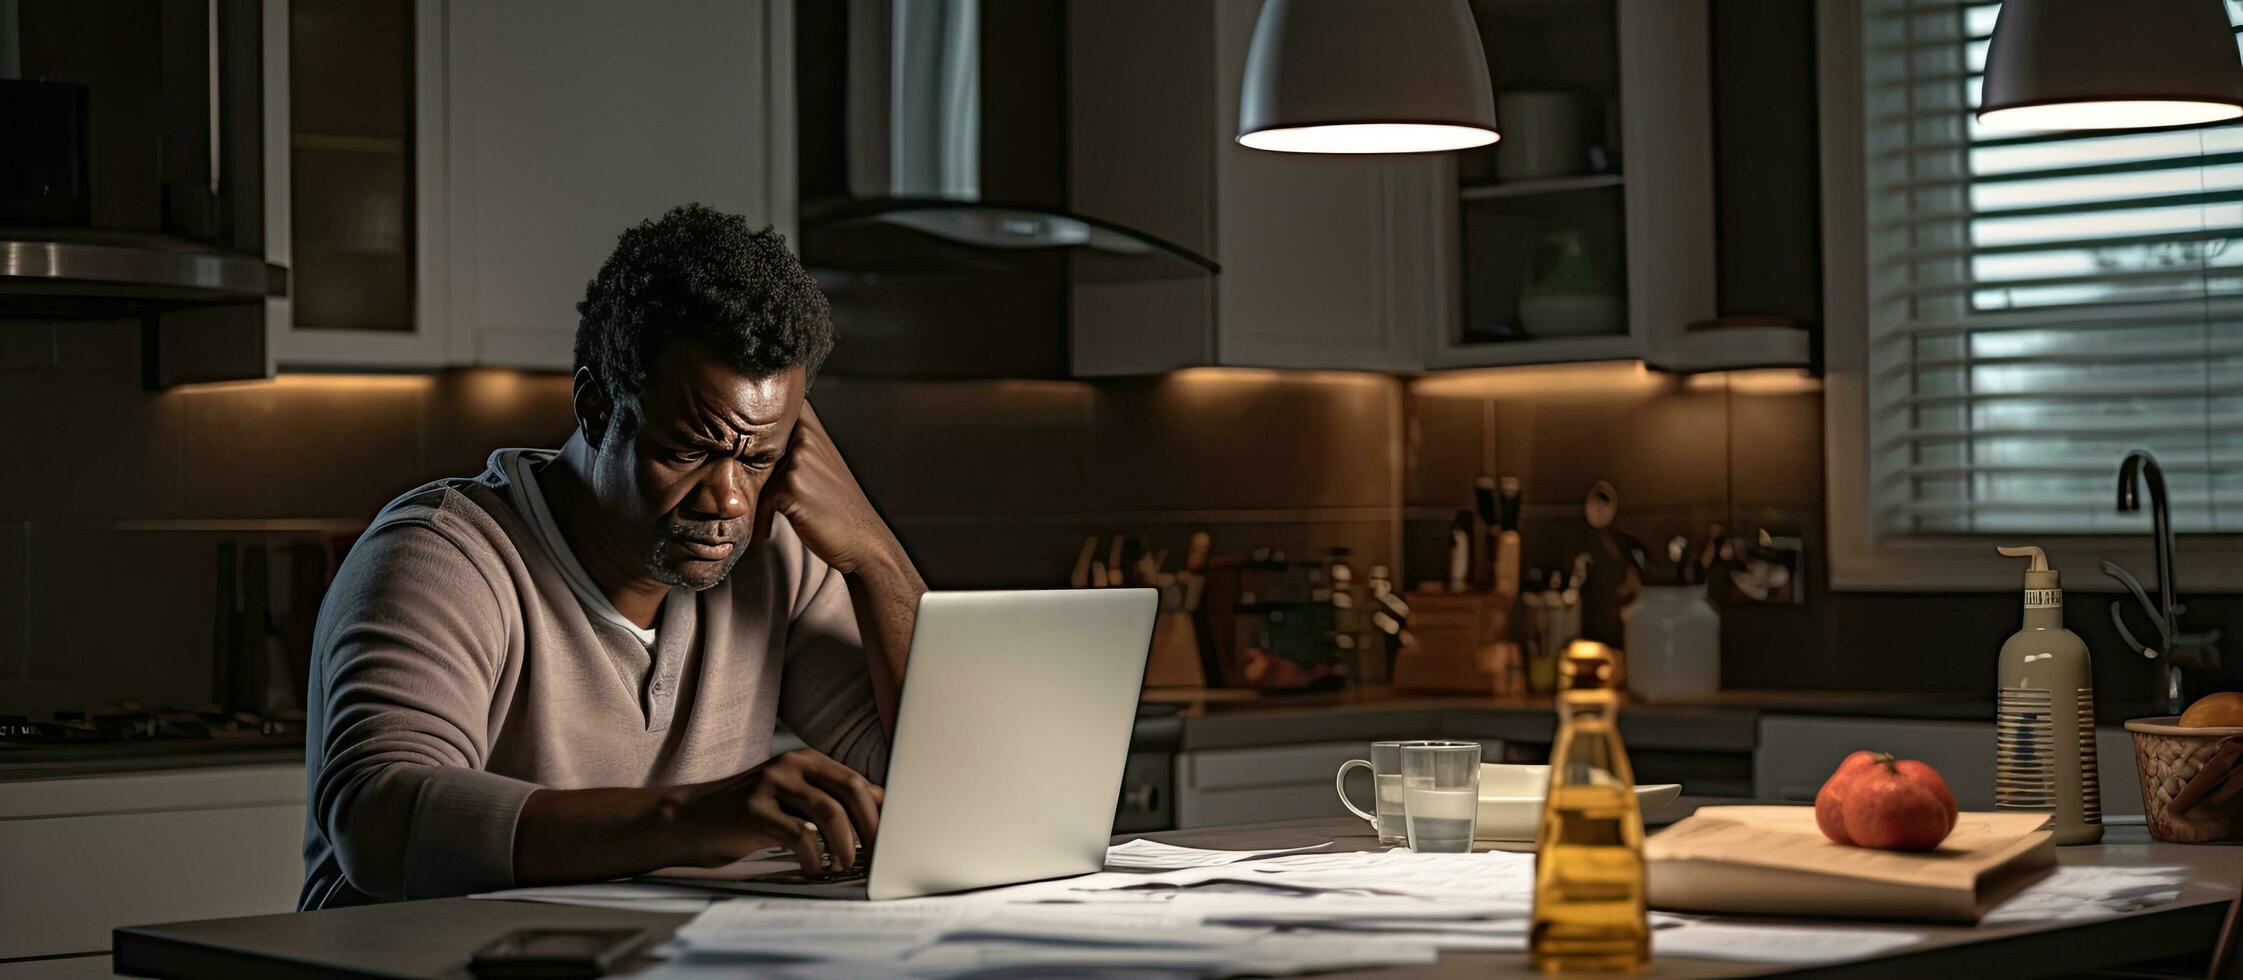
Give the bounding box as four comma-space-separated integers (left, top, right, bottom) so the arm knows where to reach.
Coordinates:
584, 344, 806, 591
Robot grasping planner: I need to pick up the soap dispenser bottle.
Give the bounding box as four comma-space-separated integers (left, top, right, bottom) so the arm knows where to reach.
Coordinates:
1995, 545, 2103, 845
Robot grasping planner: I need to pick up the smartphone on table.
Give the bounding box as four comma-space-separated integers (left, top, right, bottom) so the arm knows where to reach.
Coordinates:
467, 927, 647, 979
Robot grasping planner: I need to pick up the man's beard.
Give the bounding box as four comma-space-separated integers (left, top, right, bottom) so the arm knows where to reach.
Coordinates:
644, 520, 749, 591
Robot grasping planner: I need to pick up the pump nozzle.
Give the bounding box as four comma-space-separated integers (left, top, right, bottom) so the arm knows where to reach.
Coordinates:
1998, 545, 2050, 571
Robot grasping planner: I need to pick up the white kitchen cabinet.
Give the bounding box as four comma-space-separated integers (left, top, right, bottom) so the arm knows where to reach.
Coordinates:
1754, 715, 2142, 817
1069, 0, 1442, 376
1176, 741, 1373, 829
1207, 0, 1441, 373
1429, 0, 1704, 370
1074, 0, 1790, 377
1427, 0, 1809, 373
0, 764, 307, 965
267, 0, 794, 372
263, 0, 454, 370
444, 0, 794, 370
1175, 737, 1509, 829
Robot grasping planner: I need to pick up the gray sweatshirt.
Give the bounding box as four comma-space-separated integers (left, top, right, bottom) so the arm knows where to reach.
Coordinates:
299, 447, 887, 910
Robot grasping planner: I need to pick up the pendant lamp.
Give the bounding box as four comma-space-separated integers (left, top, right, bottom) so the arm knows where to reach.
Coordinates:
1978, 0, 2243, 131
1237, 0, 1499, 153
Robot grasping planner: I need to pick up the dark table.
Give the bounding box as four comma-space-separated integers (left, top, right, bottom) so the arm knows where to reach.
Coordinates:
114, 817, 2243, 979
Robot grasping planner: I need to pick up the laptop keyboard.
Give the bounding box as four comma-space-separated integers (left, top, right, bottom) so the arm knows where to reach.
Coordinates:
749, 846, 873, 885
757, 866, 868, 885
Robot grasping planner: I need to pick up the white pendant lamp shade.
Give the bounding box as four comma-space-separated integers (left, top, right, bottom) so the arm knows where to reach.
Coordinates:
1237, 0, 1500, 153
1978, 0, 2243, 131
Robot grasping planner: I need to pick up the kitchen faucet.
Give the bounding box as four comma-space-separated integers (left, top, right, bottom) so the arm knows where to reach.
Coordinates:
2104, 449, 2220, 713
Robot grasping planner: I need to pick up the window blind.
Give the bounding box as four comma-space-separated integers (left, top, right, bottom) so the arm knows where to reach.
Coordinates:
1864, 0, 2243, 534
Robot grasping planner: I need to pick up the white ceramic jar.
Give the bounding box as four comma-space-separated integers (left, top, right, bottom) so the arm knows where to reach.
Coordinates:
1623, 586, 1720, 701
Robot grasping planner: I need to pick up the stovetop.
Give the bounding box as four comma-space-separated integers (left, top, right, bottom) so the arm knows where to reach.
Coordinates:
1, 704, 307, 778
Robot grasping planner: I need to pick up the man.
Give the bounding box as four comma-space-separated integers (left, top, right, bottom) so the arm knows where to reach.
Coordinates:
300, 204, 924, 910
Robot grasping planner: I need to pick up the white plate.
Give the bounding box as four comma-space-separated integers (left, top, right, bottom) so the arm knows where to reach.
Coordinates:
1473, 763, 1683, 841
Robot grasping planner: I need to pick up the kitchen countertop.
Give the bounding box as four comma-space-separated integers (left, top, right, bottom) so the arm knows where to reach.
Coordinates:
1143, 687, 2159, 754
0, 742, 307, 781
7, 687, 2162, 780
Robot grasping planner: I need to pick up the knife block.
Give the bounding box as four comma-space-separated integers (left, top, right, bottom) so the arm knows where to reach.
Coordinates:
1142, 611, 1204, 688
1394, 592, 1500, 693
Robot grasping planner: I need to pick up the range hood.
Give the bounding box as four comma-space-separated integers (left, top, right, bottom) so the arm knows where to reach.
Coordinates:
0, 229, 287, 389
798, 0, 1219, 377
801, 0, 1212, 267
0, 229, 286, 309
2, 0, 285, 387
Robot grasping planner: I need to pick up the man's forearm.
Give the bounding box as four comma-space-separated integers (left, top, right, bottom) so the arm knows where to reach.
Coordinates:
845, 540, 927, 737
513, 784, 706, 886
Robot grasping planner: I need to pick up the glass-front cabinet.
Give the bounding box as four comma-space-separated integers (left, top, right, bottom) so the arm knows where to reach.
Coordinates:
1429, 0, 1720, 370
1453, 0, 1632, 363
266, 0, 450, 368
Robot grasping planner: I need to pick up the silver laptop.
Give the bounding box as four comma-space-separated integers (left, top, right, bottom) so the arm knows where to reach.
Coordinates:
645, 587, 1157, 900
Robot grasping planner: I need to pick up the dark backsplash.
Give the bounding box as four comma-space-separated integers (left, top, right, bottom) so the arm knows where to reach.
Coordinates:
1401, 364, 2235, 708
0, 318, 1399, 714
3, 318, 2225, 716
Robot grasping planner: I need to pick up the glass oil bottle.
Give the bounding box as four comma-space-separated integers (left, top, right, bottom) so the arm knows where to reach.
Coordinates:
1531, 640, 1648, 973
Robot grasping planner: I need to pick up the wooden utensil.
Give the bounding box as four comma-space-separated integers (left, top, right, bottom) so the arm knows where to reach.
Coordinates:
1070, 535, 1100, 589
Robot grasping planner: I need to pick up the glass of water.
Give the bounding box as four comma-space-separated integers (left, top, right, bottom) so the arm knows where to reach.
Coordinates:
1335, 740, 1412, 845
1401, 740, 1482, 853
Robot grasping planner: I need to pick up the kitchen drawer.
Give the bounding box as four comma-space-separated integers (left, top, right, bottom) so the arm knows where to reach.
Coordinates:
1182, 741, 1378, 792
1175, 738, 1505, 829
1113, 750, 1175, 834
1177, 741, 1365, 829
0, 765, 306, 961
1754, 716, 2141, 817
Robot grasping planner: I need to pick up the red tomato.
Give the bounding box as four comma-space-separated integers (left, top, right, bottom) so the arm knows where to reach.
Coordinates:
1814, 750, 1882, 846
1838, 754, 1960, 851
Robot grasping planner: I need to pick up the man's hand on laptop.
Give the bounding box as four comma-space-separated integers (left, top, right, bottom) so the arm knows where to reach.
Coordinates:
676, 747, 884, 874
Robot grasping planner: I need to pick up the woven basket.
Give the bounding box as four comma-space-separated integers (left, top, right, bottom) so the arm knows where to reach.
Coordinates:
2125, 717, 2243, 843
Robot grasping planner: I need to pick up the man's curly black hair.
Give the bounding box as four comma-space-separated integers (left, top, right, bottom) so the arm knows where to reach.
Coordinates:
574, 203, 834, 403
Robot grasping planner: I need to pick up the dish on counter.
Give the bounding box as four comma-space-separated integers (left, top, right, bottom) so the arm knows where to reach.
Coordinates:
1475, 763, 1682, 841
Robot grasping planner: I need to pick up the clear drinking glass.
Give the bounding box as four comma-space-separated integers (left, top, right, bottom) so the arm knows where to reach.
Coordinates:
1401, 740, 1483, 852
1336, 740, 1412, 844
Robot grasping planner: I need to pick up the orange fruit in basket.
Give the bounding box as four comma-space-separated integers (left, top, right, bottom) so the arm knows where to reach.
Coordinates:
2179, 692, 2243, 728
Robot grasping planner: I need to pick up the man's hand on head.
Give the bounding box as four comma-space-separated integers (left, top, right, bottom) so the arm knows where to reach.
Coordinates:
753, 404, 906, 580
752, 400, 926, 739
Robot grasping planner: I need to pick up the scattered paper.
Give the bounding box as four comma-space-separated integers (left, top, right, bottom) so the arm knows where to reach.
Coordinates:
652, 845, 2039, 976
664, 898, 1440, 977
1300, 928, 1523, 952
633, 954, 927, 980
901, 935, 1440, 976
675, 897, 1251, 956
1981, 866, 2188, 924
1278, 916, 1528, 953
1080, 848, 1539, 904
1656, 922, 1924, 964
660, 849, 1534, 977
1104, 838, 1332, 870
